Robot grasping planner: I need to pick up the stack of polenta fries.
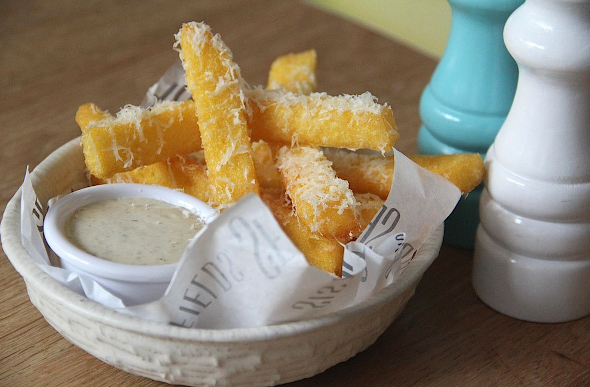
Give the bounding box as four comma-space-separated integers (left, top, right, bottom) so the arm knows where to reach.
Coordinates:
75, 22, 484, 276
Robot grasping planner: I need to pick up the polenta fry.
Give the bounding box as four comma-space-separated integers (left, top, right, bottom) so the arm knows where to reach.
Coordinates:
247, 88, 398, 152
409, 153, 484, 194
176, 21, 259, 207
267, 49, 317, 95
99, 159, 177, 187
323, 147, 393, 200
78, 100, 201, 179
261, 190, 344, 277
276, 145, 362, 240
75, 103, 112, 128
261, 190, 383, 276
252, 140, 283, 191
324, 148, 484, 197
96, 153, 210, 203
355, 192, 385, 236
166, 153, 210, 202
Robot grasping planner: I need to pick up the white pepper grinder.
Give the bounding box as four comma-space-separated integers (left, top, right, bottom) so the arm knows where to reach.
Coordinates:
473, 0, 590, 323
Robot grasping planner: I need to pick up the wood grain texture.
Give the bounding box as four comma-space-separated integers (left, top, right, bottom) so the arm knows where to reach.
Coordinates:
1, 1, 588, 386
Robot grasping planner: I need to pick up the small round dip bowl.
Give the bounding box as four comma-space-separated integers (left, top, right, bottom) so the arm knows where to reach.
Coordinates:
43, 183, 216, 306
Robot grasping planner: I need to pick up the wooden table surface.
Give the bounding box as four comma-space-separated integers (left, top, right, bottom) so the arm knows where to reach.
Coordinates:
1, 1, 588, 386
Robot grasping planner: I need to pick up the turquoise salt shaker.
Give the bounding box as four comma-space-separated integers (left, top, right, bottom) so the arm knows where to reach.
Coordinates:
417, 0, 523, 249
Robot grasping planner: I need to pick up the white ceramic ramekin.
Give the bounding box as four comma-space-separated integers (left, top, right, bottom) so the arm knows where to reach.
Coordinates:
43, 183, 216, 306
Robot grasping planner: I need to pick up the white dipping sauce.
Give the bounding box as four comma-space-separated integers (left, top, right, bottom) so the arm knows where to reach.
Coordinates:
66, 197, 204, 265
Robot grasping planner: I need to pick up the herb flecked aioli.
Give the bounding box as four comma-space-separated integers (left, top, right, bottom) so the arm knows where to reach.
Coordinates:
66, 197, 204, 265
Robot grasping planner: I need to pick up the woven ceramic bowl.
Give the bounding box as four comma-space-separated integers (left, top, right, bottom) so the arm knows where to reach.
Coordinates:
1, 138, 444, 387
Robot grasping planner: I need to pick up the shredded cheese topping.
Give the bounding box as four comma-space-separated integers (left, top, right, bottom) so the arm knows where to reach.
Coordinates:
277, 146, 358, 234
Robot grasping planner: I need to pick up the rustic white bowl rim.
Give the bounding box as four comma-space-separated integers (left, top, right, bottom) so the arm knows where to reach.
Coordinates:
1, 137, 444, 384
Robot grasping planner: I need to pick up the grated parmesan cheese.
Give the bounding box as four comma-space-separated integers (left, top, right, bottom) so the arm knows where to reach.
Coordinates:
276, 146, 361, 239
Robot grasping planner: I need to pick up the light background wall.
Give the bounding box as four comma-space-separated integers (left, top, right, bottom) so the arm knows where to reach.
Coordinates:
306, 0, 451, 58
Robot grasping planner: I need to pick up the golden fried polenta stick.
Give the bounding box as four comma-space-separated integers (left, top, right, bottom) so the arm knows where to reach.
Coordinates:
78, 100, 201, 179
323, 147, 393, 200
267, 49, 317, 95
97, 153, 210, 203
75, 103, 112, 128
99, 160, 176, 187
177, 22, 259, 207
160, 153, 210, 202
276, 146, 361, 240
324, 148, 484, 198
409, 153, 484, 194
261, 190, 344, 277
355, 192, 385, 237
252, 140, 283, 191
261, 190, 384, 276
247, 88, 398, 152
167, 153, 210, 202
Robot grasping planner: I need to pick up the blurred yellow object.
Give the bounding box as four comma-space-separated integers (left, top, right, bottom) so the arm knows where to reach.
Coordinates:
267, 49, 317, 95
306, 0, 451, 58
